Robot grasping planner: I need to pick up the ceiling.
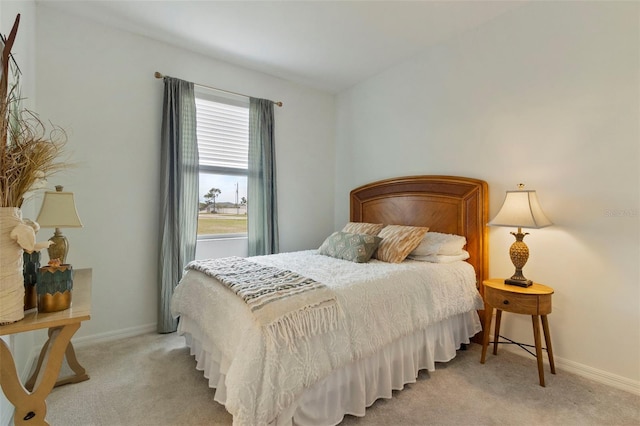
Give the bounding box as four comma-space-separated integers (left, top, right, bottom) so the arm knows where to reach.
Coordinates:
39, 1, 524, 93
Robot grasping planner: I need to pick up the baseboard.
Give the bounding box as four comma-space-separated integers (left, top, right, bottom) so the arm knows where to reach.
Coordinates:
12, 344, 42, 424
70, 323, 157, 348
1, 338, 42, 426
554, 355, 640, 395
0, 340, 10, 425
501, 345, 640, 396
0, 324, 157, 426
0, 405, 11, 426
0, 398, 12, 426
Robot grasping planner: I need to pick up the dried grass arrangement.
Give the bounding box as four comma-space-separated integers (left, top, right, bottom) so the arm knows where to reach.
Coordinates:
1, 14, 66, 208
0, 14, 67, 324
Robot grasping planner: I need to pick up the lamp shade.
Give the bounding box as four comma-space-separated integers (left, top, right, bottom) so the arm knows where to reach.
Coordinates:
489, 189, 552, 229
36, 187, 83, 228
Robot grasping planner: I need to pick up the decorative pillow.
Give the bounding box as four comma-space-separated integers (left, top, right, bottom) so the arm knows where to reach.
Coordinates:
410, 232, 467, 257
408, 250, 470, 263
341, 222, 385, 236
374, 225, 429, 263
318, 231, 382, 263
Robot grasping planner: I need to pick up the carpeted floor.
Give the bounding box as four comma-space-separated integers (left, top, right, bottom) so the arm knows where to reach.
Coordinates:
44, 332, 639, 425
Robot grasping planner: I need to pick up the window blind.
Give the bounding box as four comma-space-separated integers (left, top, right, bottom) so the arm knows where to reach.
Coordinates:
195, 97, 249, 172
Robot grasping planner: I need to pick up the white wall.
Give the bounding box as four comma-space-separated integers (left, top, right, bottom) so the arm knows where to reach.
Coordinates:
34, 4, 336, 341
336, 1, 639, 388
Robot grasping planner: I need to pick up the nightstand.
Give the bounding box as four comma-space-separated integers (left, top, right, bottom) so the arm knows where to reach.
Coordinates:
480, 278, 556, 386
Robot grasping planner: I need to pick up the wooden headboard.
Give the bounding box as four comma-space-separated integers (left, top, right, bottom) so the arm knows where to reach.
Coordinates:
350, 175, 489, 291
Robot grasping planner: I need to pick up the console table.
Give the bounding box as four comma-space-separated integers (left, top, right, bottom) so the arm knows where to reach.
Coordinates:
0, 268, 91, 425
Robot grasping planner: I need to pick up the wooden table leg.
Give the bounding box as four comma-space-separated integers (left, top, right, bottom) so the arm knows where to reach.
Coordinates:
492, 309, 502, 355
25, 327, 89, 391
541, 315, 556, 374
532, 315, 545, 387
0, 323, 80, 425
480, 306, 493, 363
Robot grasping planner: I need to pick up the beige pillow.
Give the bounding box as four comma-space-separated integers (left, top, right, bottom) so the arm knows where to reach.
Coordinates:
375, 225, 429, 263
342, 222, 385, 236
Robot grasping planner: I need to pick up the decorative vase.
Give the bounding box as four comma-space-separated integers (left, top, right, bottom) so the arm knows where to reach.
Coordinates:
0, 207, 26, 324
23, 250, 40, 310
36, 264, 73, 313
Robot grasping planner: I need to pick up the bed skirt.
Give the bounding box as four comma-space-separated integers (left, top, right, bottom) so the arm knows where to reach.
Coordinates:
178, 310, 482, 425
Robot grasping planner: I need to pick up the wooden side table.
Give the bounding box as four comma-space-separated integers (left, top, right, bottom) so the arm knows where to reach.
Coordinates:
0, 268, 91, 425
480, 278, 556, 386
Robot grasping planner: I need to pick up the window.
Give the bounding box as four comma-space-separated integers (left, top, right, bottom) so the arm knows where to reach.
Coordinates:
195, 91, 249, 238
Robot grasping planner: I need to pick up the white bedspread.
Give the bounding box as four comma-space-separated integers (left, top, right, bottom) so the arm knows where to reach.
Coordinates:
170, 250, 483, 425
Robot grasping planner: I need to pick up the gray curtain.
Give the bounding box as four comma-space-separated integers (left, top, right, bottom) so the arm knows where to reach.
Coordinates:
158, 77, 199, 333
248, 98, 279, 256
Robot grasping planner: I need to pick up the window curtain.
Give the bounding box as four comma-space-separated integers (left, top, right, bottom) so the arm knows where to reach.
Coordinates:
158, 77, 199, 333
248, 98, 279, 256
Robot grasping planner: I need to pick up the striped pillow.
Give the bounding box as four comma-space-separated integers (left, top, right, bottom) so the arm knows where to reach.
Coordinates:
375, 225, 429, 263
342, 222, 385, 236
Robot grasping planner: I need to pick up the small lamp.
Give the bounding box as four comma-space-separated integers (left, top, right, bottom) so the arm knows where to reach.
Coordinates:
489, 184, 552, 287
36, 185, 83, 264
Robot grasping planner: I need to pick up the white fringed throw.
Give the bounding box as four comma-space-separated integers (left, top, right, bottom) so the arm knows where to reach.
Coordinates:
185, 257, 342, 349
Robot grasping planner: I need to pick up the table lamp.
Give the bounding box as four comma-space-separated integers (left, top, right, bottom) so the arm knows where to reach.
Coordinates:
36, 185, 83, 264
489, 184, 552, 287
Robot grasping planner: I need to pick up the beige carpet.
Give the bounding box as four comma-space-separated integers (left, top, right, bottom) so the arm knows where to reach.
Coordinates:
43, 332, 639, 426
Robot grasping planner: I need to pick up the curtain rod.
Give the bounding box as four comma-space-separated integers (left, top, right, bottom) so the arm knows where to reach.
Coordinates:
154, 72, 283, 107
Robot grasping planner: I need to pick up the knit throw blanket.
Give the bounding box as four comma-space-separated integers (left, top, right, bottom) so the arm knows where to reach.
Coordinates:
185, 257, 341, 349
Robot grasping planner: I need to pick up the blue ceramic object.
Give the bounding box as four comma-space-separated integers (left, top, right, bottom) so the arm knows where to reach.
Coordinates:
36, 265, 74, 296
23, 251, 40, 285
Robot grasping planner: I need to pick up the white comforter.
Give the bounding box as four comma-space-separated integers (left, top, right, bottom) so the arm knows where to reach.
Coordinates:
170, 250, 483, 425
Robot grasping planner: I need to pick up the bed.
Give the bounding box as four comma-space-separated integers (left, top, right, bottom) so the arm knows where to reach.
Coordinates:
171, 175, 489, 425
